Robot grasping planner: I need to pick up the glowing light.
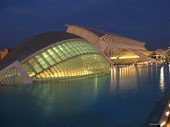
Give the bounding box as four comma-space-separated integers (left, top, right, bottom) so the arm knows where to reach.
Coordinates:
119, 56, 139, 59
111, 56, 139, 59
165, 111, 169, 116
94, 76, 98, 97
37, 69, 93, 78
29, 72, 35, 77
110, 67, 114, 89
160, 66, 164, 91
160, 121, 166, 127
111, 57, 117, 59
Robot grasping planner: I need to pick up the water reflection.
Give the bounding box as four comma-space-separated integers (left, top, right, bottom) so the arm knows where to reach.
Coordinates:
0, 65, 169, 127
110, 66, 141, 94
160, 66, 164, 91
110, 65, 167, 95
31, 76, 109, 117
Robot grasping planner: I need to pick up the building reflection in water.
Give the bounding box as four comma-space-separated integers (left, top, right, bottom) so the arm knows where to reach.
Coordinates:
31, 76, 109, 117
110, 65, 162, 95
110, 66, 139, 94
21, 65, 167, 120
1, 65, 169, 127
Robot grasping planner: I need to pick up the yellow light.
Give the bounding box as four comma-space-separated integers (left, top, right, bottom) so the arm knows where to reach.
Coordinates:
111, 57, 117, 59
111, 56, 139, 59
165, 111, 169, 116
160, 66, 164, 91
29, 72, 35, 77
169, 104, 170, 107
160, 121, 166, 127
119, 56, 139, 59
35, 69, 94, 79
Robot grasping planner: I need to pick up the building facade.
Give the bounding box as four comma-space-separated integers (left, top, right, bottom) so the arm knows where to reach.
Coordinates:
0, 32, 109, 84
0, 25, 162, 85
66, 25, 161, 65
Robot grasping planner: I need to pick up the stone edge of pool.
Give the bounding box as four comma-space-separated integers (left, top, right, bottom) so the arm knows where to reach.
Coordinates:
159, 100, 170, 127
148, 89, 170, 127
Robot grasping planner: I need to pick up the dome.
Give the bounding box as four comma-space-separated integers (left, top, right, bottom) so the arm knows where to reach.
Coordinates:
0, 31, 109, 84
0, 32, 81, 70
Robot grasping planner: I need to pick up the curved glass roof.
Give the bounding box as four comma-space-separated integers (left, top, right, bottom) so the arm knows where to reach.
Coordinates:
0, 32, 81, 70
34, 54, 109, 81
22, 39, 109, 80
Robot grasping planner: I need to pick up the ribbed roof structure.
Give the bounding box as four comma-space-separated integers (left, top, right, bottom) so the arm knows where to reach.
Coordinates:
0, 32, 82, 70
81, 26, 145, 45
81, 26, 107, 37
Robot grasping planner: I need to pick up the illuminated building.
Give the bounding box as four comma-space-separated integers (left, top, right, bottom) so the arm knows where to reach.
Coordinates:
165, 47, 170, 62
0, 32, 109, 84
66, 25, 161, 65
0, 25, 162, 84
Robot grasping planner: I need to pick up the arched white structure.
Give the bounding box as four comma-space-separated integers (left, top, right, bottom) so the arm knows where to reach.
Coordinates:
66, 24, 161, 65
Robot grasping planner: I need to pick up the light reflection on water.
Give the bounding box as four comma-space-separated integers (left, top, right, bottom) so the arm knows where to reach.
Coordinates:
0, 65, 169, 127
110, 67, 138, 94
160, 66, 164, 91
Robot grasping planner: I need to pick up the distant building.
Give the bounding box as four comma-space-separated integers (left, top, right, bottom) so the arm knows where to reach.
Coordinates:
149, 49, 166, 61
165, 47, 170, 62
0, 49, 9, 60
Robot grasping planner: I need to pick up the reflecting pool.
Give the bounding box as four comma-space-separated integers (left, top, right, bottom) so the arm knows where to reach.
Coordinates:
0, 65, 169, 127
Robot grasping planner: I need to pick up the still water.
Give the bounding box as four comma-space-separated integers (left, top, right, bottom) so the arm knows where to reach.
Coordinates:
0, 65, 169, 127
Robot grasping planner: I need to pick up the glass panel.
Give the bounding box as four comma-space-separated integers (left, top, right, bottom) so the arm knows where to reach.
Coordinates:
55, 46, 67, 60
48, 48, 61, 62
0, 67, 26, 84
59, 45, 72, 57
35, 55, 49, 69
41, 51, 55, 66
22, 62, 35, 77
21, 40, 105, 82
28, 58, 42, 73
35, 54, 109, 80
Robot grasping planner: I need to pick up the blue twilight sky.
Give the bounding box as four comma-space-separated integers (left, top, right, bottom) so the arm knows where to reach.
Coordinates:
0, 0, 170, 50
